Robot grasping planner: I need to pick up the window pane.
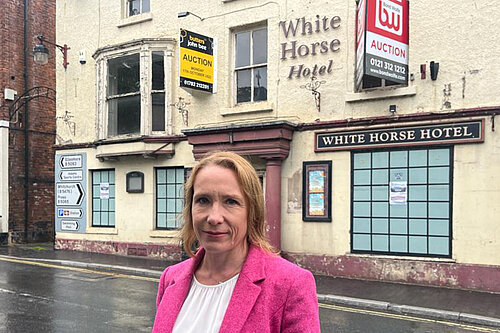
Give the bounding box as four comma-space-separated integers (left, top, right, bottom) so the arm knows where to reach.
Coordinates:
372, 219, 388, 233
372, 235, 389, 251
390, 235, 407, 252
429, 149, 450, 166
142, 0, 150, 13
390, 204, 407, 218
408, 185, 427, 201
372, 186, 388, 201
108, 54, 140, 95
253, 67, 267, 102
157, 169, 166, 183
429, 185, 449, 201
152, 51, 164, 90
390, 169, 407, 182
354, 186, 370, 201
354, 170, 370, 185
409, 168, 427, 184
409, 236, 427, 254
353, 202, 370, 217
158, 185, 166, 198
152, 93, 165, 131
390, 219, 407, 234
372, 152, 388, 168
409, 150, 427, 167
372, 202, 388, 217
429, 202, 449, 218
429, 237, 449, 255
235, 31, 250, 68
353, 218, 370, 233
429, 167, 449, 184
354, 153, 371, 169
108, 95, 141, 136
372, 169, 388, 185
237, 69, 251, 103
429, 219, 449, 236
390, 151, 408, 167
409, 219, 427, 235
252, 28, 267, 65
409, 202, 427, 218
353, 234, 371, 251
157, 214, 166, 228
128, 0, 140, 16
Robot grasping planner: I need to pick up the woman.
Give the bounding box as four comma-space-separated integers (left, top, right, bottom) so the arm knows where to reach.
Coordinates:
153, 151, 320, 333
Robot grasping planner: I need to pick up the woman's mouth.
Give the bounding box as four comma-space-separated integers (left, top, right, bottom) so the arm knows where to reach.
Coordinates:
204, 231, 228, 237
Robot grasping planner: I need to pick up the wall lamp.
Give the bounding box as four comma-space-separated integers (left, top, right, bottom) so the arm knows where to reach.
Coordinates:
33, 35, 70, 69
178, 11, 204, 21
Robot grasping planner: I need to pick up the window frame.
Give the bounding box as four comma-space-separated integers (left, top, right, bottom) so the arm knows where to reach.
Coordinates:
95, 39, 175, 140
155, 167, 187, 230
91, 169, 116, 228
233, 24, 268, 105
350, 146, 453, 258
124, 0, 150, 18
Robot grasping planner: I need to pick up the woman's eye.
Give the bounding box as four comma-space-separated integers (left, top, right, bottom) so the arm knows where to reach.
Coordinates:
195, 197, 209, 204
226, 198, 239, 205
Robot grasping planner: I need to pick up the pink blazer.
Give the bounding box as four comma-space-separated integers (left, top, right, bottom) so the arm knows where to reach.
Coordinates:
153, 245, 320, 333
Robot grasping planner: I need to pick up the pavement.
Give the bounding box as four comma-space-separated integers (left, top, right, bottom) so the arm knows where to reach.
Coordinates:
1, 243, 500, 329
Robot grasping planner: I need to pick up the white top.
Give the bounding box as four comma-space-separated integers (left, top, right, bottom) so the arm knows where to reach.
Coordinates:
172, 273, 239, 333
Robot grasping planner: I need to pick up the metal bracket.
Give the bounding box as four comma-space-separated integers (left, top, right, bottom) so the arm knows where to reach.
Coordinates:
170, 97, 190, 126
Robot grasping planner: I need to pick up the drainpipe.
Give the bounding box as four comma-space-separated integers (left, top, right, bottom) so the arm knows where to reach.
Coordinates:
23, 0, 30, 242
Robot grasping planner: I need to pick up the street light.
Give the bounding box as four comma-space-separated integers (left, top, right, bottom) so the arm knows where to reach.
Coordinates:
177, 11, 204, 20
33, 35, 70, 69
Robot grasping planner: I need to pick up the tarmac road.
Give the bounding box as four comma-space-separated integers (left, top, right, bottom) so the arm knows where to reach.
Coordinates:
1, 258, 499, 333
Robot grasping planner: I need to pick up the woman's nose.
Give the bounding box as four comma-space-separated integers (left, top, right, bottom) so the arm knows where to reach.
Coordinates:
207, 202, 223, 224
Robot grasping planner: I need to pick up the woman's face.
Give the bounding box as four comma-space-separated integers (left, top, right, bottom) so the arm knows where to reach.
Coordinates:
192, 165, 248, 256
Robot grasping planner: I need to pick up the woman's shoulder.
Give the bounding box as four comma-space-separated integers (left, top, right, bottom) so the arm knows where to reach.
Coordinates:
252, 246, 314, 281
160, 257, 195, 281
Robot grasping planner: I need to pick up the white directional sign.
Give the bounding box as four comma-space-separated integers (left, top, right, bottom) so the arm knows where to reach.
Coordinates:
60, 155, 82, 169
57, 208, 83, 218
59, 170, 83, 181
55, 153, 87, 233
61, 220, 79, 231
56, 183, 84, 206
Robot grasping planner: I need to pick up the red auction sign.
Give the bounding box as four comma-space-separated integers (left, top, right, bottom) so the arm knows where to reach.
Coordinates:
356, 0, 409, 88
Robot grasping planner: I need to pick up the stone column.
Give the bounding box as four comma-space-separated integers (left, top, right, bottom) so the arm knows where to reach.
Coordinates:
265, 159, 282, 251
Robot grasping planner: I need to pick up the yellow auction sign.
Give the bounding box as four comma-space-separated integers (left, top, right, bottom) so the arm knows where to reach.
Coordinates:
179, 29, 217, 93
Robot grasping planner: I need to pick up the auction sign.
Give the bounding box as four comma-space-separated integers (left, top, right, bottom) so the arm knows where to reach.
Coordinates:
179, 29, 217, 93
356, 0, 409, 89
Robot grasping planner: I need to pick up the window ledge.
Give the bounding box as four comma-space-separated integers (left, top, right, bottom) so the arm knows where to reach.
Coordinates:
149, 230, 180, 239
221, 101, 273, 116
86, 227, 118, 235
117, 12, 153, 28
346, 253, 455, 263
345, 85, 417, 103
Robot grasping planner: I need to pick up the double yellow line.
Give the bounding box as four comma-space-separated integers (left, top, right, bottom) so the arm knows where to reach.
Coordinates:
319, 303, 500, 332
0, 256, 159, 282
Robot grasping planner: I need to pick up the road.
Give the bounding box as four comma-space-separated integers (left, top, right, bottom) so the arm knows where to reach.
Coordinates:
0, 258, 498, 333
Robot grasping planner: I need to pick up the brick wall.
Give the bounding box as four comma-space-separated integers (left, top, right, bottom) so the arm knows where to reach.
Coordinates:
1, 0, 56, 243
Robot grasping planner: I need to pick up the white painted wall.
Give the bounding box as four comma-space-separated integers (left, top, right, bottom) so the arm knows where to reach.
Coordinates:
0, 120, 9, 234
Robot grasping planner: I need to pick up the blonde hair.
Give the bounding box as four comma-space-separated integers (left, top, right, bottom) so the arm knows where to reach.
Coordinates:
180, 151, 276, 257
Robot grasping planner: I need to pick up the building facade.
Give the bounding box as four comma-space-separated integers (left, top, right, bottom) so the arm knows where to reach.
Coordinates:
0, 0, 56, 244
55, 0, 500, 292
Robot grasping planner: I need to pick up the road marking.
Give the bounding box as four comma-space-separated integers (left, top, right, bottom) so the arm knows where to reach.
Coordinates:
319, 303, 500, 332
0, 257, 159, 282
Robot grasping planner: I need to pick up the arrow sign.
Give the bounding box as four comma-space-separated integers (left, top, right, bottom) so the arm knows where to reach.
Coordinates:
56, 183, 84, 206
61, 220, 79, 231
59, 170, 83, 181
60, 155, 82, 169
57, 208, 83, 218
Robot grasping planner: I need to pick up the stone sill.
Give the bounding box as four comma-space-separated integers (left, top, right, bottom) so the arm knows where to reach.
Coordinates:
345, 85, 417, 103
149, 230, 179, 239
86, 227, 118, 235
346, 253, 456, 263
117, 12, 153, 28
221, 101, 274, 116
